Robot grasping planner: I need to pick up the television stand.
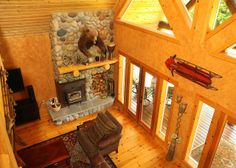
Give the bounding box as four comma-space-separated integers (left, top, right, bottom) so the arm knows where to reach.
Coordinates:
14, 85, 40, 126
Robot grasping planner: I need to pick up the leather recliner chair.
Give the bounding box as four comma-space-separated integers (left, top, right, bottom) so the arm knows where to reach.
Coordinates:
77, 111, 122, 167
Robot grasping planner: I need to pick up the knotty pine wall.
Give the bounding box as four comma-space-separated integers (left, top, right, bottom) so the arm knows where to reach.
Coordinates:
115, 0, 236, 162
0, 34, 56, 103
0, 0, 117, 103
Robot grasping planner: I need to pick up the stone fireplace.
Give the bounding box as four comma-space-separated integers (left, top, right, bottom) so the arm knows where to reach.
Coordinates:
48, 9, 116, 124
56, 78, 86, 107
50, 9, 115, 102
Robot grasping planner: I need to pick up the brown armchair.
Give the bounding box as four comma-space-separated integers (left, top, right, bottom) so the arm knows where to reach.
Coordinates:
77, 111, 122, 166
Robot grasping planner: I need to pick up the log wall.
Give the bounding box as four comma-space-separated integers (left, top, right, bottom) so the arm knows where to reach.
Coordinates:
0, 0, 116, 37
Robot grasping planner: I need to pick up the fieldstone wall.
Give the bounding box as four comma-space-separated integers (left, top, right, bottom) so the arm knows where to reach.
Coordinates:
50, 9, 114, 100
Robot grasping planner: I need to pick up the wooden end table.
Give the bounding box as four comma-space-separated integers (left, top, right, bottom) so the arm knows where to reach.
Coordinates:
18, 138, 70, 168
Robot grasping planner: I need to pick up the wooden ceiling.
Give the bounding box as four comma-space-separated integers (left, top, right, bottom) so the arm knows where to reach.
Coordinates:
0, 0, 116, 37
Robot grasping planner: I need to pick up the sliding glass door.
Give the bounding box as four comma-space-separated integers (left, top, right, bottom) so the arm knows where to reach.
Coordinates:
140, 72, 157, 129
128, 63, 141, 116
126, 62, 158, 131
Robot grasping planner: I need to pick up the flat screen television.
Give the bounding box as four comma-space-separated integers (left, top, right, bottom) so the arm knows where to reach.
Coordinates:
6, 68, 25, 92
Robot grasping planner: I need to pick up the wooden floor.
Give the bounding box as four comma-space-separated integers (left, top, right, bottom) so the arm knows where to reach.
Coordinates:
15, 105, 185, 168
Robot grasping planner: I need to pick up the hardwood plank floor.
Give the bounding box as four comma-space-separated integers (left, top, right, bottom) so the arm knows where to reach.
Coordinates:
15, 105, 185, 168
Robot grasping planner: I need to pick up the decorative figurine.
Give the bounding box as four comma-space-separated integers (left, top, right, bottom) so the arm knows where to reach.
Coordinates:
107, 42, 116, 60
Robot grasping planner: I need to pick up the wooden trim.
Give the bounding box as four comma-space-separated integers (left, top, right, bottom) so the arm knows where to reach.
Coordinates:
118, 50, 178, 86
152, 78, 163, 138
115, 0, 132, 19
196, 94, 236, 118
210, 52, 236, 65
228, 116, 236, 124
183, 96, 203, 163
208, 0, 221, 30
124, 57, 131, 114
159, 0, 192, 41
117, 54, 126, 103
165, 82, 177, 144
206, 13, 236, 36
191, 0, 215, 43
197, 109, 222, 168
115, 20, 180, 44
58, 58, 118, 75
201, 113, 227, 168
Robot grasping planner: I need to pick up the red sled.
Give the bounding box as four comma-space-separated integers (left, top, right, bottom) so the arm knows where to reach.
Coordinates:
165, 55, 222, 90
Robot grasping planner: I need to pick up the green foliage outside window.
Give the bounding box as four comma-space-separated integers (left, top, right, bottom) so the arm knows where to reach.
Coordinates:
215, 0, 232, 27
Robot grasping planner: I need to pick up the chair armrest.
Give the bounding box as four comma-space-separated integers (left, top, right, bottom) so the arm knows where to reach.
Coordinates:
77, 131, 98, 158
98, 134, 122, 149
105, 111, 123, 133
77, 120, 94, 132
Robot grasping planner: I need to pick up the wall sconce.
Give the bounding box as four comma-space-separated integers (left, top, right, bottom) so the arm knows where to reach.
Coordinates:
176, 95, 183, 104
179, 103, 187, 113
166, 94, 188, 161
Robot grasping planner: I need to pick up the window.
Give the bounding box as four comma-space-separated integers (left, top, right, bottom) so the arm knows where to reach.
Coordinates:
209, 0, 234, 29
122, 0, 174, 36
128, 64, 140, 114
214, 0, 232, 28
211, 122, 236, 167
225, 43, 236, 59
181, 0, 196, 19
141, 72, 157, 128
156, 80, 174, 140
186, 102, 215, 168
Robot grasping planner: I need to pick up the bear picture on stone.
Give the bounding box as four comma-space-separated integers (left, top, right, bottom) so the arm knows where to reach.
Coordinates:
78, 26, 107, 63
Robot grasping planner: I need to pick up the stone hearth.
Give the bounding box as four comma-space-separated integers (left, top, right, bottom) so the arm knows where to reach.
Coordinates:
48, 97, 114, 125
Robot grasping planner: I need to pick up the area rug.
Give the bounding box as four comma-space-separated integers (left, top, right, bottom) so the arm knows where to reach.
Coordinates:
18, 130, 117, 168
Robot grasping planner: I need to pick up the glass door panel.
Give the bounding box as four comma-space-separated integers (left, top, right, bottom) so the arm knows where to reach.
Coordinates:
128, 64, 140, 115
140, 72, 157, 128
188, 103, 215, 168
156, 81, 174, 139
211, 123, 236, 167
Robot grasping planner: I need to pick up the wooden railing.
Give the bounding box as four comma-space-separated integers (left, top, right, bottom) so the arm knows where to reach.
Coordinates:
0, 56, 18, 168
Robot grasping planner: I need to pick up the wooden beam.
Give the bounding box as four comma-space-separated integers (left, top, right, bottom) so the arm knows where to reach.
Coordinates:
115, 0, 132, 19
158, 0, 196, 31
205, 14, 236, 54
208, 0, 221, 29
198, 110, 225, 168
159, 0, 192, 44
191, 0, 215, 43
58, 59, 118, 75
201, 113, 227, 168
